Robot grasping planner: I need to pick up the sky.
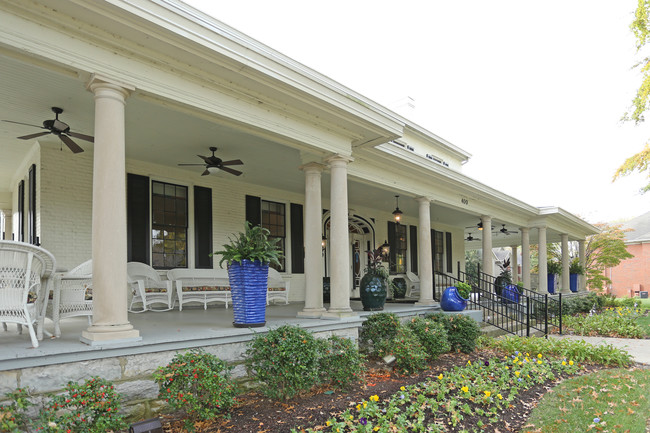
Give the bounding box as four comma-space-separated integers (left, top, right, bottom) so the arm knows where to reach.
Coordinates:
184, 0, 650, 224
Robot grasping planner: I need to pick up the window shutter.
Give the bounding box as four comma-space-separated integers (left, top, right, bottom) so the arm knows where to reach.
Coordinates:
28, 164, 37, 245
410, 225, 418, 274
446, 232, 453, 273
17, 180, 24, 242
388, 221, 396, 273
290, 203, 304, 273
127, 174, 150, 264
431, 229, 437, 274
245, 195, 261, 227
194, 186, 213, 269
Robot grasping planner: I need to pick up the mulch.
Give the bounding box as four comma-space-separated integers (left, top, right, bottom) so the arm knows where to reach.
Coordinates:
159, 348, 608, 433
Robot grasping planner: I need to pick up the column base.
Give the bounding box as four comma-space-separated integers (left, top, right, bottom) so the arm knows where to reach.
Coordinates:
415, 300, 437, 306
81, 324, 141, 346
321, 309, 358, 320
297, 308, 327, 318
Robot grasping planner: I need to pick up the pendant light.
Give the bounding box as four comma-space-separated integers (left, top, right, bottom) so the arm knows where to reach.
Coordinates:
392, 195, 403, 223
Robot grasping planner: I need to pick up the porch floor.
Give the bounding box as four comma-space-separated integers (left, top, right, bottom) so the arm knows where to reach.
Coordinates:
1, 301, 440, 371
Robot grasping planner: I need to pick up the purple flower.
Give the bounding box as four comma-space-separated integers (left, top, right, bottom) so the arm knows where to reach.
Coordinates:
484, 360, 490, 367
518, 378, 522, 382
360, 417, 367, 425
400, 394, 405, 399
594, 417, 600, 423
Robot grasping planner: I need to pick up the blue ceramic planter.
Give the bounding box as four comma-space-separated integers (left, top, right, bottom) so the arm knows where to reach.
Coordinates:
569, 273, 578, 292
228, 259, 268, 328
440, 286, 468, 311
502, 284, 520, 304
547, 274, 557, 294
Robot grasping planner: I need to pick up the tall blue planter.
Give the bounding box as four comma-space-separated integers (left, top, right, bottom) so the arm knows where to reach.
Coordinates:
547, 274, 557, 294
503, 284, 520, 304
440, 286, 467, 311
228, 259, 268, 328
569, 273, 578, 292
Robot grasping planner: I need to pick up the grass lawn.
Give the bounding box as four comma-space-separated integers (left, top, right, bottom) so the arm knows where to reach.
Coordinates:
523, 368, 650, 433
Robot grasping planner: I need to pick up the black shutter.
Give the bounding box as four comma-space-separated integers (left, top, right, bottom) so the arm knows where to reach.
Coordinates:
446, 232, 453, 273
194, 186, 213, 269
245, 195, 261, 227
431, 229, 437, 275
127, 174, 150, 264
28, 164, 36, 245
410, 225, 418, 274
388, 221, 396, 274
290, 203, 304, 273
17, 180, 24, 242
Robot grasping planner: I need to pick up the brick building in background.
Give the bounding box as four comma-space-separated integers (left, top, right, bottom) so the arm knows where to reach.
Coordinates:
607, 211, 650, 298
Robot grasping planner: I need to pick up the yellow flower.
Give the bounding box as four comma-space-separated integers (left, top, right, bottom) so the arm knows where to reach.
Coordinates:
461, 386, 469, 393
336, 429, 340, 433
537, 354, 542, 359
467, 360, 472, 365
497, 393, 503, 400
484, 391, 491, 397
515, 371, 520, 377
569, 360, 574, 366
374, 427, 380, 432
562, 361, 566, 366
505, 366, 509, 370
326, 421, 331, 426
513, 357, 519, 363
356, 404, 361, 411
349, 415, 354, 420
370, 395, 379, 402
518, 362, 523, 366
363, 401, 368, 408
437, 374, 443, 380
400, 386, 406, 391
537, 360, 542, 364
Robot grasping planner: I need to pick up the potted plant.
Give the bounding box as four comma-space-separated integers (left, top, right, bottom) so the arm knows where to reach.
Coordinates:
569, 259, 583, 292
213, 222, 283, 327
360, 247, 395, 311
441, 281, 470, 311
494, 258, 512, 298
546, 260, 562, 294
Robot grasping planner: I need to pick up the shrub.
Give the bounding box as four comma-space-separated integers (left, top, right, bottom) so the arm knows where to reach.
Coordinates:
153, 350, 236, 430
37, 377, 127, 433
246, 325, 322, 400
406, 316, 451, 360
377, 327, 428, 375
426, 313, 481, 353
360, 312, 401, 353
319, 336, 366, 390
0, 388, 31, 433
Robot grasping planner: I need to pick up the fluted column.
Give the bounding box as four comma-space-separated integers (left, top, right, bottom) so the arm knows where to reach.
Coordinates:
520, 227, 531, 289
480, 216, 493, 276
578, 239, 586, 292
415, 197, 435, 305
322, 155, 355, 318
82, 75, 140, 345
537, 226, 548, 293
561, 234, 570, 293
298, 163, 327, 318
510, 245, 518, 284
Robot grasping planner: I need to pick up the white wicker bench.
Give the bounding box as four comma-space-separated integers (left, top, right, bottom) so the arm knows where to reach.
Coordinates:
267, 268, 290, 305
167, 268, 232, 311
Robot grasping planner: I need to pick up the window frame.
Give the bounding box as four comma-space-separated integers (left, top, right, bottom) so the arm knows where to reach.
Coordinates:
151, 180, 189, 270
261, 199, 286, 272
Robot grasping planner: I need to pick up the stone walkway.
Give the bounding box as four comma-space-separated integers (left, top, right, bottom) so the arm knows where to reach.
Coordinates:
548, 334, 650, 365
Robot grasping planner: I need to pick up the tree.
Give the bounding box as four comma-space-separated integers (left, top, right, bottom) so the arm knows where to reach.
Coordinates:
615, 1, 650, 191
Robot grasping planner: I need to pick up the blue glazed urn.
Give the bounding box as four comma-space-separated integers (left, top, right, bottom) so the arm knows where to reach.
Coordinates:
440, 286, 468, 311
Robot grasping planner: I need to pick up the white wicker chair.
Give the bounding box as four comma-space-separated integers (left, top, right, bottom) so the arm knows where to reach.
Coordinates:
0, 240, 56, 348
50, 259, 93, 337
405, 271, 420, 298
128, 262, 173, 312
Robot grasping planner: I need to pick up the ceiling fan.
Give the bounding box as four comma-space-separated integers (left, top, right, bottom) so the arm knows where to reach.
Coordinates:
178, 147, 243, 176
2, 107, 93, 153
465, 233, 481, 241
465, 221, 483, 231
497, 224, 518, 235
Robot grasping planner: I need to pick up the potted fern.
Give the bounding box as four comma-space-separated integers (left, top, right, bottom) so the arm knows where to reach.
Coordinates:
213, 222, 283, 327
569, 259, 583, 292
546, 260, 562, 294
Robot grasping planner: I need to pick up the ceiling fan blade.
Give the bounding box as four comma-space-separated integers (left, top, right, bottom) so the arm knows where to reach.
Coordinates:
201, 169, 210, 176
178, 163, 206, 166
220, 159, 243, 166
220, 166, 242, 176
2, 120, 44, 128
197, 154, 211, 163
60, 134, 84, 153
17, 131, 51, 140
67, 131, 95, 143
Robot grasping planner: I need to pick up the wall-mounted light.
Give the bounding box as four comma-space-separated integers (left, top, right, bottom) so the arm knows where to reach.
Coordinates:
321, 235, 327, 249
381, 240, 390, 257
392, 195, 403, 223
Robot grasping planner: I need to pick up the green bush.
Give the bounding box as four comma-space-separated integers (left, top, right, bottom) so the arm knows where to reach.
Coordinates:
0, 388, 31, 433
377, 327, 428, 375
153, 350, 236, 430
425, 313, 481, 353
319, 335, 366, 390
406, 316, 451, 360
359, 312, 401, 353
246, 325, 322, 400
37, 377, 127, 433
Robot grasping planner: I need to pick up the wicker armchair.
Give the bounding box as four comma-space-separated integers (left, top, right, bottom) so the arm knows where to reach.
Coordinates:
50, 259, 93, 337
0, 240, 56, 348
128, 262, 173, 312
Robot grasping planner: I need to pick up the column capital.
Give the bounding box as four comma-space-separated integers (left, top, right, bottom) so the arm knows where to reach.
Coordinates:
325, 154, 354, 166
86, 74, 135, 99
415, 196, 432, 204
299, 162, 326, 173
480, 215, 492, 223
560, 233, 569, 241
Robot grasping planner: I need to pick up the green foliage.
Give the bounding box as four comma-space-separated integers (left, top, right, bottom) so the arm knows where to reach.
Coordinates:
455, 282, 471, 299
406, 316, 451, 360
376, 327, 428, 375
0, 388, 31, 433
359, 312, 401, 353
563, 306, 646, 338
319, 336, 366, 390
246, 325, 322, 400
558, 293, 600, 316
37, 377, 127, 433
584, 223, 634, 291
569, 258, 583, 275
153, 350, 236, 430
212, 221, 283, 268
425, 313, 481, 353
546, 260, 562, 275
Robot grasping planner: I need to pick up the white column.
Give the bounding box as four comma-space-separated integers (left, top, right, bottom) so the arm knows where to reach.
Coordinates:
298, 163, 326, 318
510, 245, 518, 284
322, 155, 355, 318
561, 234, 570, 293
82, 76, 140, 345
520, 227, 531, 289
415, 197, 435, 305
480, 215, 493, 276
578, 239, 586, 292
537, 226, 548, 293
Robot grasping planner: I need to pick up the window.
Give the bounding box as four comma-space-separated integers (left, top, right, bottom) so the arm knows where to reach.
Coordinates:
433, 230, 444, 272
388, 221, 407, 274
151, 181, 187, 269
262, 199, 285, 271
